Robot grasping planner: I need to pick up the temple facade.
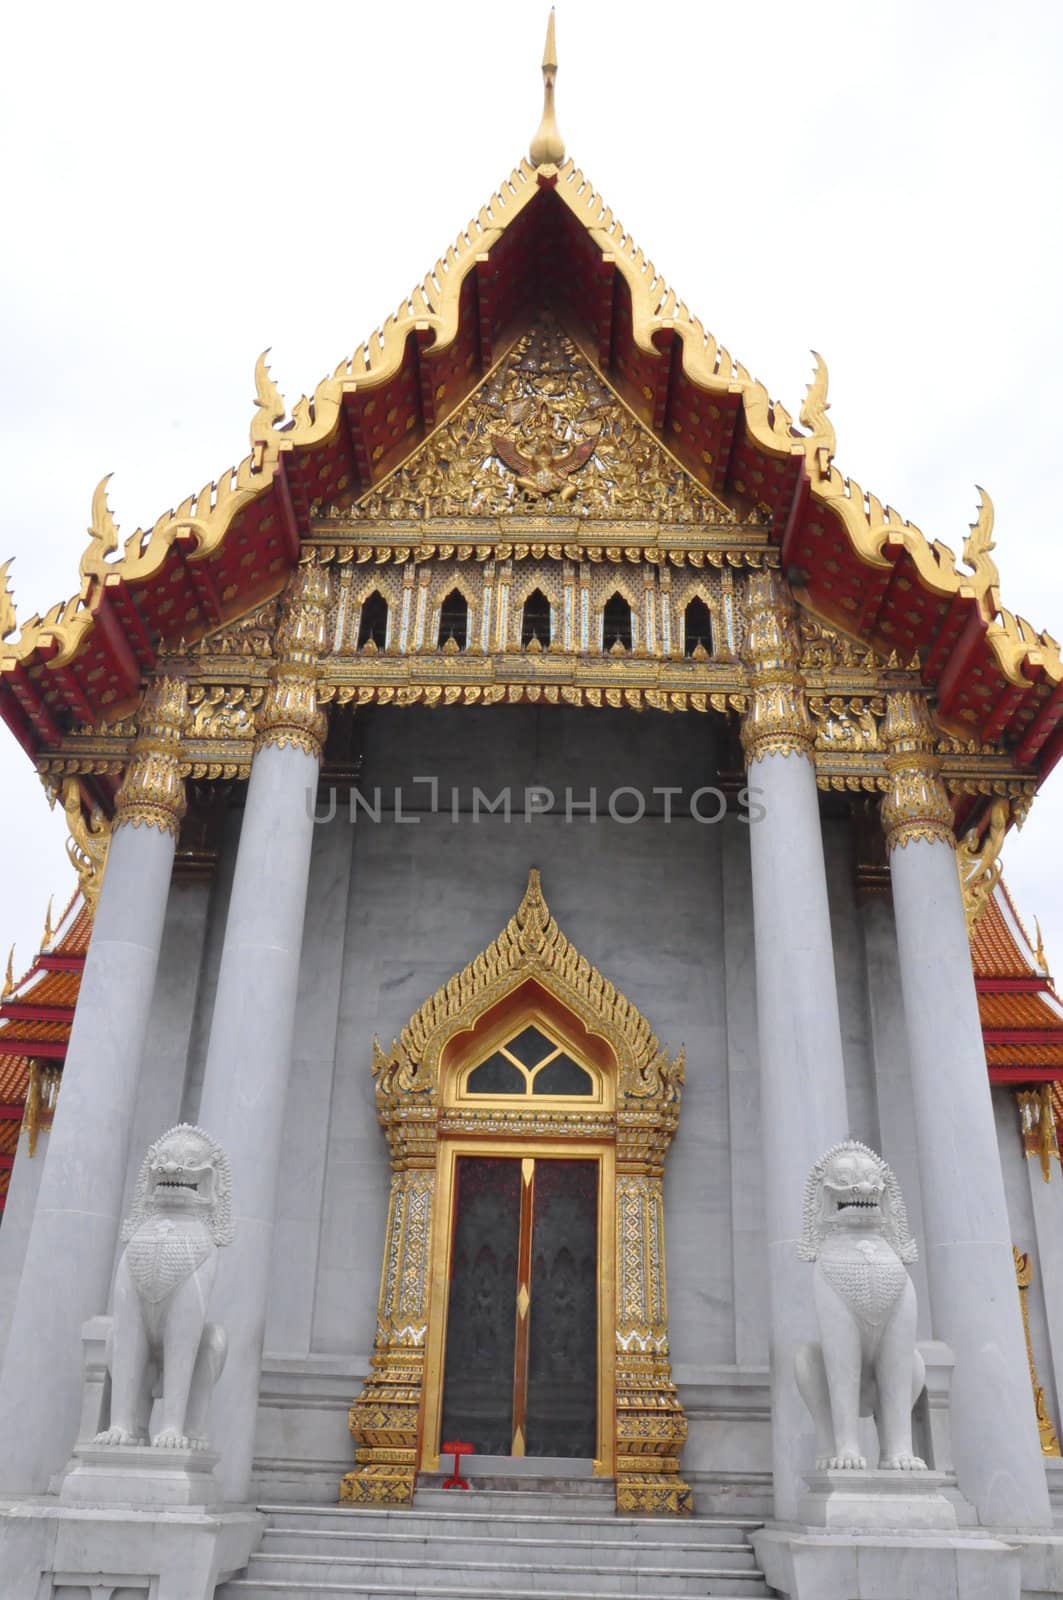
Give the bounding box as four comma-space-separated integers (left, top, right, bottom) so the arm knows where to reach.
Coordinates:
2, 24, 1063, 1599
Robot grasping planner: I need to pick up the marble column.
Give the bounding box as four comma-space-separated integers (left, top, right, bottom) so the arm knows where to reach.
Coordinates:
741, 572, 850, 1520
882, 690, 1051, 1526
0, 677, 188, 1493
195, 563, 330, 1502
860, 887, 932, 1337
0, 1121, 51, 1367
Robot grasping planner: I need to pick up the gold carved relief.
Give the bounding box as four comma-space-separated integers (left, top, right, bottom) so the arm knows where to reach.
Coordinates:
957, 797, 1008, 933
1014, 1246, 1062, 1457
740, 570, 816, 763
113, 675, 190, 837
342, 870, 690, 1514
1017, 1089, 1061, 1185
881, 692, 955, 851
60, 777, 110, 911
338, 317, 731, 528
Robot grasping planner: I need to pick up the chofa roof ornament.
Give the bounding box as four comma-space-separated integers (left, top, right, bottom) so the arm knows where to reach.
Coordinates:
529, 10, 565, 168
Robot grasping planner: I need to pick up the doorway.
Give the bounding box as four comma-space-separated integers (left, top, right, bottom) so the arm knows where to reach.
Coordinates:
439, 1154, 599, 1458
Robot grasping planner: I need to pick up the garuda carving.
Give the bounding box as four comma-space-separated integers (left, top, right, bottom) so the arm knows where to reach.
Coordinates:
795, 1141, 926, 1471
491, 399, 599, 500
96, 1124, 232, 1451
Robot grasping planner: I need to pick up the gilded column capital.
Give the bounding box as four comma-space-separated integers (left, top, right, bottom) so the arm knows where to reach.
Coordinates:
114, 674, 190, 837
880, 690, 954, 851
739, 570, 815, 763
255, 563, 330, 760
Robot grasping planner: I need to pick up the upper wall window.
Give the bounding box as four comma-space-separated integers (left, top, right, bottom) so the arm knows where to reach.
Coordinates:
684, 596, 712, 658
521, 588, 552, 648
602, 593, 632, 652
438, 589, 469, 651
358, 590, 389, 650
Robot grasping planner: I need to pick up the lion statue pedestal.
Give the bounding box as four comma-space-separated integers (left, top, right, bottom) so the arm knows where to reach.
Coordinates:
754, 1142, 1023, 1600
61, 1123, 233, 1511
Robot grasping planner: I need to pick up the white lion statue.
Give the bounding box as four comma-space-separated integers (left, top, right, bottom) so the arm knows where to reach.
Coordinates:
96, 1124, 232, 1451
795, 1140, 926, 1471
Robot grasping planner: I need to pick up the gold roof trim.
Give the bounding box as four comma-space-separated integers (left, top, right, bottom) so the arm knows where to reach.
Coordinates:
3, 156, 1059, 697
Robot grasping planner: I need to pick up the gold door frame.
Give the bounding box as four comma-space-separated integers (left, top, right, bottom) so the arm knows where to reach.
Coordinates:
422, 1139, 615, 1475
341, 869, 691, 1514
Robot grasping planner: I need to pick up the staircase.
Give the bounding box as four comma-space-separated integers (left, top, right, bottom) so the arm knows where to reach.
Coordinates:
216, 1480, 772, 1599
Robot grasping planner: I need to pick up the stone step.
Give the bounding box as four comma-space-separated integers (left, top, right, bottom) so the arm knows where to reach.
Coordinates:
261, 1527, 758, 1571
235, 1552, 769, 1596
219, 1581, 769, 1600
416, 1483, 616, 1513
256, 1502, 762, 1545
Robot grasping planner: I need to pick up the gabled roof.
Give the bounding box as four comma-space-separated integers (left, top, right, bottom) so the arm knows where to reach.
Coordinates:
0, 888, 87, 1214
2, 153, 1061, 778
972, 880, 1063, 1083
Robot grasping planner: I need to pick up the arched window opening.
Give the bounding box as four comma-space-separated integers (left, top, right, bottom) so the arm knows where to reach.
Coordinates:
438, 589, 469, 652
684, 597, 713, 659
464, 1022, 594, 1099
602, 593, 632, 653
358, 590, 389, 651
521, 588, 552, 648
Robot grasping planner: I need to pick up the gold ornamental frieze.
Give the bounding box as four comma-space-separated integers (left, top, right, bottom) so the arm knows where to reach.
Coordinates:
27, 555, 1039, 811
342, 869, 691, 1515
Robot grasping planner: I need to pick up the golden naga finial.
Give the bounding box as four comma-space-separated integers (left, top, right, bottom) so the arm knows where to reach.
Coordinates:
529, 9, 565, 168
80, 473, 120, 587
62, 777, 111, 912
800, 351, 836, 478
0, 558, 17, 642
41, 894, 55, 952
957, 796, 1009, 933
963, 485, 997, 576
250, 348, 287, 470
2, 944, 14, 1002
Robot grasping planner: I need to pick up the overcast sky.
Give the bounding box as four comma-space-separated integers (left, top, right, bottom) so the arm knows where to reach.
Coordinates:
1, 0, 1061, 985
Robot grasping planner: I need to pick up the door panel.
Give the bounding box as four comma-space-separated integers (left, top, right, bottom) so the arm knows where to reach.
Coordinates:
526, 1158, 598, 1458
439, 1156, 521, 1455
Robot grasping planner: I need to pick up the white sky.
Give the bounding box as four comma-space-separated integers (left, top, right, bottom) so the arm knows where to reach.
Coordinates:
1, 0, 1061, 985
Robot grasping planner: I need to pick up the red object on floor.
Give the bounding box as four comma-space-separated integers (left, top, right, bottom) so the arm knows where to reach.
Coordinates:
441, 1440, 473, 1489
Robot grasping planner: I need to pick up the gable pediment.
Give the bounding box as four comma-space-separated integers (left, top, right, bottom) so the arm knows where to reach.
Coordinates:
320, 316, 743, 533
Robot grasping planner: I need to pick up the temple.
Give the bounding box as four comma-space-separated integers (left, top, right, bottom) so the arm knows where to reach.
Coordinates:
2, 17, 1063, 1599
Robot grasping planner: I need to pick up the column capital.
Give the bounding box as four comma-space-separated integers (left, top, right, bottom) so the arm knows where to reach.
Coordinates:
739, 570, 815, 763
255, 563, 330, 760
114, 674, 189, 836
881, 690, 954, 851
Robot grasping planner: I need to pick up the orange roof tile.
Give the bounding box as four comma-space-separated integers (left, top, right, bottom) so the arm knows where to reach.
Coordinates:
0, 1019, 69, 1045
972, 892, 1041, 980
0, 1057, 30, 1102
979, 992, 1063, 1030
0, 1122, 19, 1158
9, 970, 79, 1008
986, 1043, 1063, 1068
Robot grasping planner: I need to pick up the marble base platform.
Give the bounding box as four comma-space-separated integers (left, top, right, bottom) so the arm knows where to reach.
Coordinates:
753, 1524, 1021, 1600
60, 1442, 222, 1507
798, 1468, 957, 1532
0, 1498, 263, 1600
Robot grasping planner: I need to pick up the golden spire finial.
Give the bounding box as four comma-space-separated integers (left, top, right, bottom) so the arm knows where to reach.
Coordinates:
2, 944, 14, 1002
529, 9, 565, 168
1035, 916, 1049, 974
